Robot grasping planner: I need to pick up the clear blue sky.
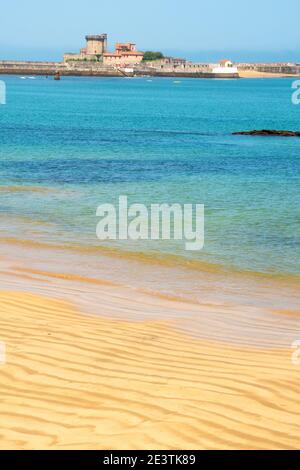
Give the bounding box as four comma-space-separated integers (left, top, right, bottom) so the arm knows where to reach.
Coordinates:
0, 0, 299, 62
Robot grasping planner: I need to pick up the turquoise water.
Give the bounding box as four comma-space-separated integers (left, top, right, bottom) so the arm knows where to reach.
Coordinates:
0, 75, 299, 277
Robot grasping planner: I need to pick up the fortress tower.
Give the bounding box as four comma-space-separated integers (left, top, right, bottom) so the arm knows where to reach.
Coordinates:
85, 34, 107, 56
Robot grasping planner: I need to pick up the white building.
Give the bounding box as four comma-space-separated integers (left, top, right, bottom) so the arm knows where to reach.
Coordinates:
212, 59, 238, 75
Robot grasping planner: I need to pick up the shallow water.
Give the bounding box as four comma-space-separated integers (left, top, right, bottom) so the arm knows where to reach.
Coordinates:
0, 76, 299, 282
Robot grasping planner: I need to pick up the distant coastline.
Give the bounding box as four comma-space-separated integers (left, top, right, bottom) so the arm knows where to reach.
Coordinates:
1, 60, 300, 79
1, 32, 300, 79
0, 60, 240, 78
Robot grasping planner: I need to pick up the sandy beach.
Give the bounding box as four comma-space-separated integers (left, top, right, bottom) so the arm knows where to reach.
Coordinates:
239, 70, 300, 78
1, 279, 300, 450
1, 73, 300, 452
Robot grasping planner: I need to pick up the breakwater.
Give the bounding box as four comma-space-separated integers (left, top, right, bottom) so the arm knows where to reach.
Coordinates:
238, 63, 300, 75
0, 61, 122, 77
0, 60, 239, 78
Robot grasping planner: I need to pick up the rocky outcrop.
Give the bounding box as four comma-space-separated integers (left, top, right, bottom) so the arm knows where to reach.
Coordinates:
233, 130, 300, 137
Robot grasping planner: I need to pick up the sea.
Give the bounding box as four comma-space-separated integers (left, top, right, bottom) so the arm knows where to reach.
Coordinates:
0, 75, 299, 315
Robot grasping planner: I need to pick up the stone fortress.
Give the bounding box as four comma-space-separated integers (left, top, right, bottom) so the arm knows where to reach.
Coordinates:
64, 34, 107, 62
61, 33, 241, 77
64, 34, 144, 67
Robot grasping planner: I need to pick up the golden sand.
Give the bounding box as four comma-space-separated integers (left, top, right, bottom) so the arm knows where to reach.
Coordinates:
239, 70, 300, 78
0, 290, 300, 450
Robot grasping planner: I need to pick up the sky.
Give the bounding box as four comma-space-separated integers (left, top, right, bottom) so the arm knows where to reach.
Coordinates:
0, 0, 299, 62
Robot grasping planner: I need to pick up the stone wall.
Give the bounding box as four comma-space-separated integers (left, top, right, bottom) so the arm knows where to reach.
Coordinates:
238, 63, 300, 74
0, 60, 239, 78
0, 61, 66, 75
142, 61, 212, 73
103, 54, 143, 66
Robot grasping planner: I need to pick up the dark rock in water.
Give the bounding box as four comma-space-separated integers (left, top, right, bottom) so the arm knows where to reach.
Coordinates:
233, 129, 300, 137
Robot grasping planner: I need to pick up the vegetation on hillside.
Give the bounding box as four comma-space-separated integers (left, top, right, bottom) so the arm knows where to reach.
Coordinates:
142, 51, 164, 61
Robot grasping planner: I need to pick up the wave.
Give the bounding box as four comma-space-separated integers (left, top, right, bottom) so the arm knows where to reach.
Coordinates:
0, 185, 56, 193
0, 235, 299, 289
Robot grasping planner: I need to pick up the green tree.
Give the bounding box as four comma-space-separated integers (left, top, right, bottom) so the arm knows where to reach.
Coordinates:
143, 51, 164, 61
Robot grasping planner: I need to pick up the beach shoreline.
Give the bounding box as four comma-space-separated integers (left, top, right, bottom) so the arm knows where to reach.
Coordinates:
1, 74, 300, 450
238, 70, 300, 78
0, 240, 300, 449
0, 236, 299, 346
0, 284, 300, 450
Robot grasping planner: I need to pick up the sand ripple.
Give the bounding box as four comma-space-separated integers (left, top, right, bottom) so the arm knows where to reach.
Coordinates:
0, 291, 300, 449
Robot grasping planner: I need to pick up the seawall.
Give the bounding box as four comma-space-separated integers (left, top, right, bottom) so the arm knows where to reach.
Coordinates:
0, 61, 239, 79
0, 61, 123, 77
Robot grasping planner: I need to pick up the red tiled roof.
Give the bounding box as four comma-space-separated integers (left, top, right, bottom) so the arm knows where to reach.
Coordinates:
103, 51, 143, 57
116, 43, 136, 47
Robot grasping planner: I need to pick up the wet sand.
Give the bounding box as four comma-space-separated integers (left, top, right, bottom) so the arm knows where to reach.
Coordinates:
0, 237, 300, 450
0, 277, 300, 449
